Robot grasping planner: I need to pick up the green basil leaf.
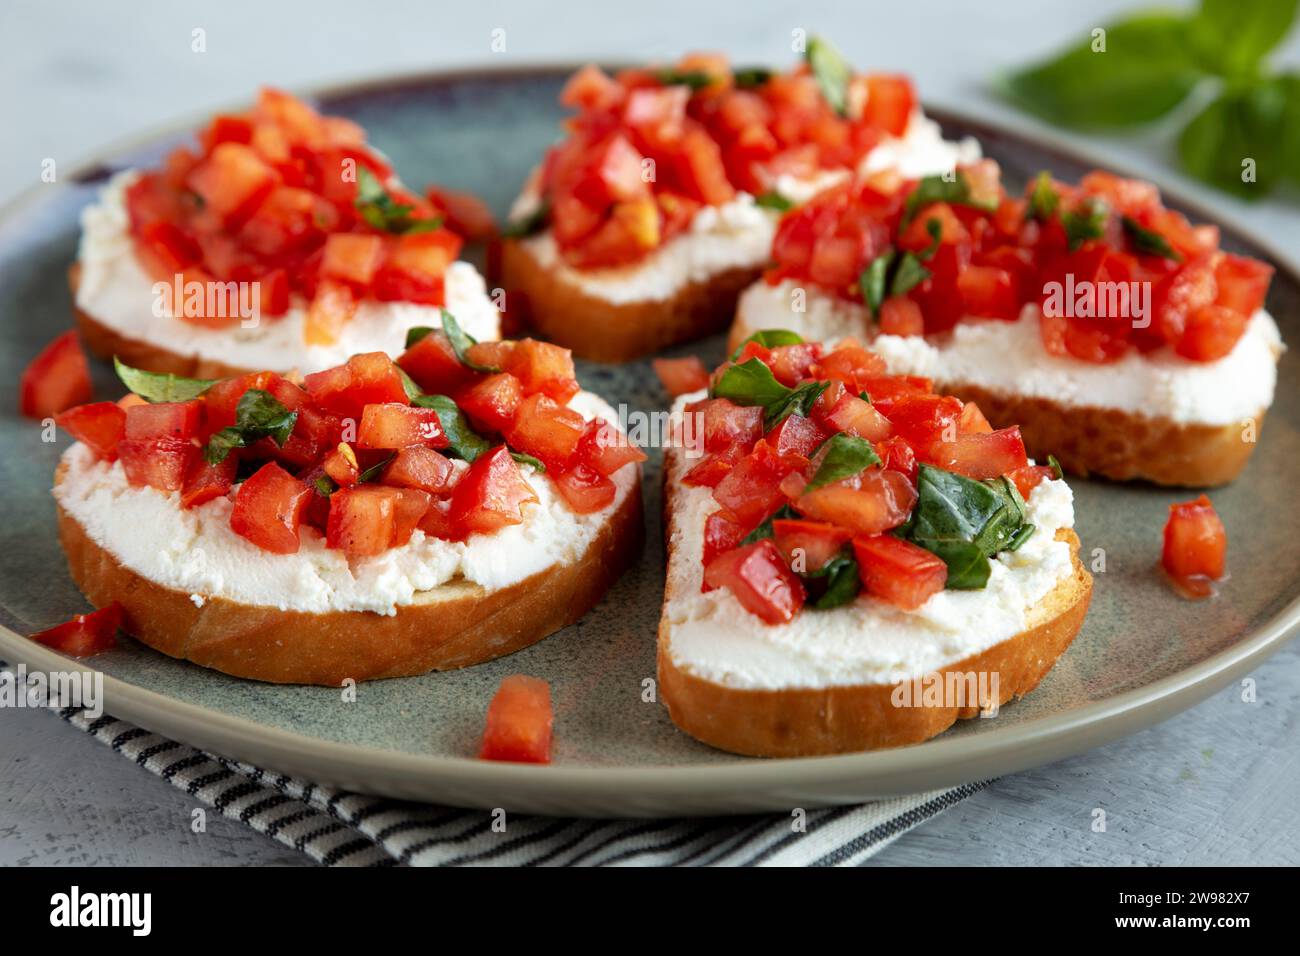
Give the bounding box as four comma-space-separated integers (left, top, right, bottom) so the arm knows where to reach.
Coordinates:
890, 252, 932, 299
729, 328, 805, 361
405, 326, 435, 348
1006, 523, 1037, 553
1028, 171, 1060, 221
755, 191, 794, 212
1062, 198, 1109, 251
1122, 216, 1181, 260
733, 66, 774, 89
113, 356, 214, 403
313, 474, 338, 497
902, 172, 995, 225
1190, 0, 1299, 79
913, 537, 991, 589
742, 504, 798, 546
397, 367, 423, 401
805, 433, 882, 493
502, 200, 549, 238
203, 389, 298, 464
811, 555, 862, 609
998, 13, 1202, 129
805, 36, 852, 117
860, 250, 893, 315
656, 69, 715, 90
412, 393, 491, 462
354, 166, 443, 234
712, 357, 792, 408
1178, 82, 1287, 198
441, 309, 500, 373
1048, 454, 1064, 481
510, 451, 546, 472
909, 464, 1007, 543
765, 380, 830, 430
358, 453, 396, 484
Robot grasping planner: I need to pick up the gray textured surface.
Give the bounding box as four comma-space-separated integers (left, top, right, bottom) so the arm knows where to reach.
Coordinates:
1, 0, 1298, 865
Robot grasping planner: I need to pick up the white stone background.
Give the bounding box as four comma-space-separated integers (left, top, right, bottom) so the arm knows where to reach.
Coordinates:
0, 0, 1297, 865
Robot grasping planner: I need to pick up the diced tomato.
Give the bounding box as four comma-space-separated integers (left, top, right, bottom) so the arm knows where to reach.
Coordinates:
553, 463, 617, 513
1162, 494, 1226, 593
501, 339, 579, 403
56, 402, 126, 460
202, 371, 276, 430
696, 398, 764, 453
356, 403, 449, 450
185, 142, 278, 226
457, 372, 523, 433
118, 437, 198, 492
304, 278, 357, 346
702, 508, 753, 577
30, 603, 124, 658
390, 488, 433, 546
957, 401, 993, 435
425, 184, 497, 241
882, 394, 964, 452
229, 462, 312, 554
326, 484, 400, 557
304, 351, 409, 420
374, 230, 460, 304
875, 435, 918, 483
506, 393, 586, 469
958, 265, 1019, 320
861, 74, 916, 137
681, 449, 741, 488
712, 440, 805, 527
795, 467, 917, 536
574, 418, 646, 476
901, 202, 968, 250
19, 331, 93, 419
447, 446, 539, 537
652, 356, 710, 397
772, 519, 850, 573
1007, 463, 1056, 499
852, 535, 947, 610
930, 426, 1028, 479
397, 330, 480, 396
879, 296, 924, 336
823, 391, 892, 441
767, 343, 822, 386
1213, 254, 1272, 318
765, 413, 828, 458
815, 343, 888, 388
124, 400, 203, 441
382, 445, 459, 494
702, 539, 806, 624
1176, 305, 1248, 362
180, 454, 237, 508
480, 675, 553, 763
321, 233, 386, 286
322, 442, 360, 486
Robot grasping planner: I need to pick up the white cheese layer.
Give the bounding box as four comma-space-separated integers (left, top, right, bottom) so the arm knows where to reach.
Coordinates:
75, 171, 502, 374
513, 112, 980, 305
737, 279, 1283, 426
662, 394, 1076, 690
54, 392, 637, 616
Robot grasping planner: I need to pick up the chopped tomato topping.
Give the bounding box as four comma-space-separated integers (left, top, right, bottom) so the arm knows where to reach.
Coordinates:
703, 539, 806, 625
772, 519, 851, 573
397, 330, 480, 396
573, 419, 646, 476
19, 331, 92, 419
480, 675, 553, 763
381, 446, 459, 494
181, 454, 238, 509
852, 535, 947, 610
794, 467, 917, 536
1162, 494, 1226, 597
457, 372, 523, 433
447, 446, 538, 537
230, 462, 312, 554
930, 427, 1029, 480
56, 402, 126, 460
506, 394, 586, 470
124, 400, 204, 441
326, 485, 400, 557
553, 463, 617, 513
356, 403, 449, 450
118, 437, 198, 493
1006, 463, 1055, 499
30, 603, 124, 658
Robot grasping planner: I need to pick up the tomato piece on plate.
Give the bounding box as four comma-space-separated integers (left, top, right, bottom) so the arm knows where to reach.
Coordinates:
553, 463, 617, 514
480, 674, 553, 763
124, 400, 204, 441
382, 445, 459, 495
397, 330, 480, 396
180, 453, 238, 509
1162, 494, 1226, 596
795, 467, 918, 536
447, 446, 538, 537
772, 519, 851, 574
19, 331, 93, 419
457, 372, 523, 434
652, 356, 710, 397
118, 437, 198, 492
30, 603, 124, 658
702, 539, 806, 624
852, 535, 948, 610
356, 403, 449, 450
230, 462, 312, 554
506, 393, 586, 470
574, 419, 646, 477
56, 402, 126, 460
326, 485, 400, 557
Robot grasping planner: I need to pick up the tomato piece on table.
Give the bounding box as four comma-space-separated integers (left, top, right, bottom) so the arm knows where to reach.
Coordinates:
356, 403, 449, 450
1161, 494, 1226, 597
230, 462, 312, 554
852, 535, 948, 610
480, 674, 553, 764
56, 402, 126, 460
19, 331, 93, 419
652, 356, 710, 397
447, 446, 539, 537
30, 603, 124, 658
702, 539, 806, 625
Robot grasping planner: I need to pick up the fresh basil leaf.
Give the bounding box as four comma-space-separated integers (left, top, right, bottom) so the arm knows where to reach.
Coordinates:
440, 309, 500, 373
764, 380, 830, 429
113, 356, 213, 403
755, 191, 794, 212
734, 66, 774, 88
354, 166, 443, 234
510, 451, 545, 472
204, 389, 298, 464
805, 36, 852, 117
397, 367, 423, 402
313, 474, 338, 497
729, 328, 805, 360
811, 555, 862, 609
742, 504, 797, 546
1006, 523, 1036, 553
1122, 216, 1181, 260
1190, 0, 1299, 79
909, 465, 1007, 543
1178, 82, 1287, 198
1029, 171, 1060, 221
902, 171, 995, 225
890, 252, 932, 299
656, 69, 715, 90
712, 357, 792, 408
998, 13, 1203, 129
859, 390, 872, 403
1062, 198, 1109, 251
860, 250, 893, 315
502, 200, 550, 238
975, 476, 1028, 554
357, 453, 396, 484
913, 537, 991, 589
405, 326, 435, 348
412, 393, 491, 462
805, 433, 882, 492
1048, 454, 1064, 481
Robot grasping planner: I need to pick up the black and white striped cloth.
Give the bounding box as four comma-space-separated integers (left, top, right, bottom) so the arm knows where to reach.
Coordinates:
15, 671, 985, 866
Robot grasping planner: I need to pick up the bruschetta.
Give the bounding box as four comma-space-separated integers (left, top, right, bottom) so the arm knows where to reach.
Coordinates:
50, 323, 644, 685
729, 162, 1282, 486
658, 332, 1091, 756
499, 41, 979, 361
71, 89, 501, 380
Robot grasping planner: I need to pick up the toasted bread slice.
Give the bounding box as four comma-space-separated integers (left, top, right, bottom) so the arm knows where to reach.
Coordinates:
499, 237, 760, 362
729, 299, 1268, 488
657, 446, 1091, 757
54, 460, 643, 685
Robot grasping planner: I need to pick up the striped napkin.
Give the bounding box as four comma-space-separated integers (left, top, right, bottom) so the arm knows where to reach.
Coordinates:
11, 665, 985, 866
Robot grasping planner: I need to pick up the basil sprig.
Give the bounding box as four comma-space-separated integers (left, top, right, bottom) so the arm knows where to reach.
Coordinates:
804, 434, 882, 492
859, 219, 941, 317
712, 354, 828, 428
204, 389, 298, 464
902, 171, 997, 226
733, 66, 774, 89
1061, 197, 1110, 251
355, 167, 443, 234
805, 36, 852, 117
113, 357, 213, 403
441, 310, 501, 373
1122, 216, 1182, 260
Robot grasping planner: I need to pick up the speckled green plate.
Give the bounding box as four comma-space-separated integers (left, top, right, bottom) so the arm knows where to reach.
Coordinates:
2, 67, 1298, 817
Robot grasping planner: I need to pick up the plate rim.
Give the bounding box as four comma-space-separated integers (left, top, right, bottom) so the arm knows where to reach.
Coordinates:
3, 62, 1299, 815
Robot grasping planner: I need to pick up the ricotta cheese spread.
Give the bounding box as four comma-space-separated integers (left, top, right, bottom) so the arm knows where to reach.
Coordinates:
513, 111, 981, 305
75, 171, 502, 374
737, 279, 1283, 426
54, 392, 637, 616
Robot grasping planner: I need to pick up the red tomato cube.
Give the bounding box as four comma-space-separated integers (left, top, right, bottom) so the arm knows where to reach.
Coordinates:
702, 508, 753, 577
713, 440, 806, 527
118, 437, 198, 493
795, 468, 917, 536
862, 74, 916, 137
304, 279, 358, 346
382, 446, 459, 494
56, 402, 126, 460
447, 446, 539, 537
702, 539, 806, 624
390, 488, 433, 547
19, 331, 93, 419
480, 675, 553, 763
823, 392, 892, 442
397, 330, 480, 396
503, 339, 579, 403
180, 454, 237, 509
326, 485, 400, 557
879, 296, 925, 336
30, 603, 124, 658
772, 519, 851, 574
930, 427, 1028, 480
765, 413, 828, 458
553, 463, 617, 513
652, 356, 710, 397
457, 372, 523, 433
1162, 494, 1226, 583
697, 398, 764, 453
304, 352, 409, 421
506, 393, 586, 469
574, 419, 646, 477
322, 442, 360, 486
356, 403, 449, 450
230, 462, 312, 554
852, 535, 948, 610
185, 142, 278, 226
321, 233, 386, 286
124, 400, 204, 441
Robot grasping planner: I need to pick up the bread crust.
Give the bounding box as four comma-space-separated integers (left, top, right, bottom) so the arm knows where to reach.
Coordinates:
656, 447, 1091, 757
69, 263, 261, 379
729, 308, 1267, 487
55, 461, 644, 685
500, 236, 761, 362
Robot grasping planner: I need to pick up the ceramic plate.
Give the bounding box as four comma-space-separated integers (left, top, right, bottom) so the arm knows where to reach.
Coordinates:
2, 67, 1298, 817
